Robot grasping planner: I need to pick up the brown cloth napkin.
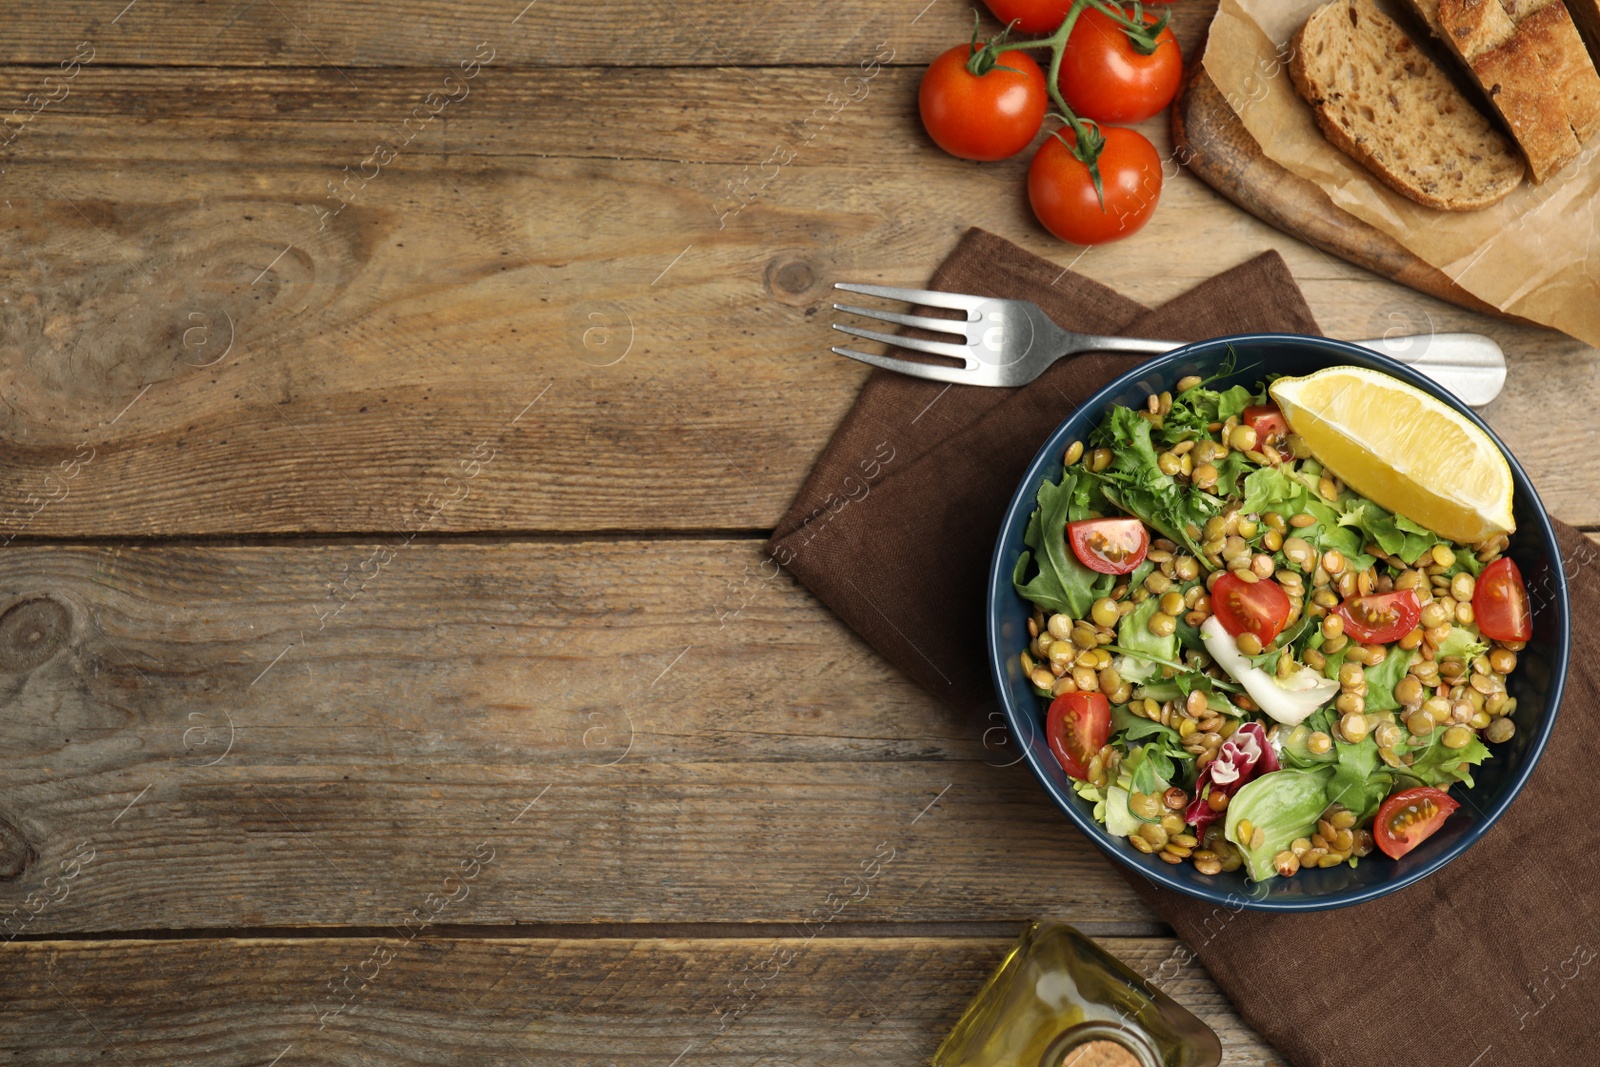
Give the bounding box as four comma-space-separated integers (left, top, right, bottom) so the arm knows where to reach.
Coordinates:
769, 228, 1600, 1066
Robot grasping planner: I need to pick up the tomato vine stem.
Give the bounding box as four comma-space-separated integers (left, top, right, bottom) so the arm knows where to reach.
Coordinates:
983, 0, 1170, 211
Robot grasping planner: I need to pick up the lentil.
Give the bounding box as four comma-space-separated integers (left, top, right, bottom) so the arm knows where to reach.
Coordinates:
1486, 717, 1516, 743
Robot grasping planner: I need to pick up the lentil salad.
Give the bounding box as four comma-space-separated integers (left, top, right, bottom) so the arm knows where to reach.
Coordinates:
1011, 365, 1532, 881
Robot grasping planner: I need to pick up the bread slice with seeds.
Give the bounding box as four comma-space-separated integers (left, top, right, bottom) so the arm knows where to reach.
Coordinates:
1291, 0, 1526, 209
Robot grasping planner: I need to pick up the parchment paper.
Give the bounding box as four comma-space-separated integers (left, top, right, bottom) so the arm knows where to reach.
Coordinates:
1202, 0, 1600, 347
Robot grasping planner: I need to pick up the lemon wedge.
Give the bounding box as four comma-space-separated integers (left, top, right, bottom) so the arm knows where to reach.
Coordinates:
1268, 366, 1514, 544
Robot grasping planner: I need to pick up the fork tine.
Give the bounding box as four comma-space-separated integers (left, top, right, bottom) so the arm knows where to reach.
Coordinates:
831, 323, 973, 361
832, 303, 967, 336
833, 282, 983, 313
830, 347, 973, 384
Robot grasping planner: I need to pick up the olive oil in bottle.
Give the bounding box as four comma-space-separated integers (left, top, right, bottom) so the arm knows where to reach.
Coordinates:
932, 921, 1221, 1067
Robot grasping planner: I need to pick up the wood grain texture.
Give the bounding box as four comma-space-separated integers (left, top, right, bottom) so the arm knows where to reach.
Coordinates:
0, 66, 1593, 535
0, 1, 1220, 69
0, 539, 1171, 933
0, 935, 1284, 1066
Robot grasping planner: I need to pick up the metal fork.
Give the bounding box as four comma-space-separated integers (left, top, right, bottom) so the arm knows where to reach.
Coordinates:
831, 283, 1507, 407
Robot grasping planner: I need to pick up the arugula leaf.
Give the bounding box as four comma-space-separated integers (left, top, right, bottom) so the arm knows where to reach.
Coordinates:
1089, 408, 1217, 559
1306, 630, 1351, 681
1107, 644, 1244, 691
1278, 712, 1338, 769
1362, 647, 1414, 713
1246, 614, 1313, 674
1013, 470, 1115, 617
1111, 706, 1197, 790
1128, 742, 1176, 797
1134, 676, 1244, 717
1112, 702, 1178, 742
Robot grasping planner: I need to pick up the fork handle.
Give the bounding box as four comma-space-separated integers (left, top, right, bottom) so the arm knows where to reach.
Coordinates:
1070, 336, 1185, 356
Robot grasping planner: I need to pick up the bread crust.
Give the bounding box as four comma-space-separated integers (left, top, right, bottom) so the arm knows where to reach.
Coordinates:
1439, 0, 1583, 177
1518, 2, 1600, 140
1440, 0, 1519, 52
1291, 0, 1525, 209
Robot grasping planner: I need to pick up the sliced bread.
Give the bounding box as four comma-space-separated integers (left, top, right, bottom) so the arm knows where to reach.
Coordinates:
1291, 0, 1526, 209
1503, 1, 1600, 140
1405, 0, 1586, 178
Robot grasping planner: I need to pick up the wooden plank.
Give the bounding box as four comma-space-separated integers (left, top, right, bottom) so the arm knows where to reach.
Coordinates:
0, 935, 1284, 1065
0, 1, 1218, 68
0, 539, 1177, 933
0, 119, 1591, 536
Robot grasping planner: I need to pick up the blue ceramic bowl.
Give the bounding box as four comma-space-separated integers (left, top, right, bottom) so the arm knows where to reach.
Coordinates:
987, 334, 1570, 911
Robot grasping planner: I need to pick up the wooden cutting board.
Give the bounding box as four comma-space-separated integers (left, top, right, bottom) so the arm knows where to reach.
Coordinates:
1171, 65, 1515, 321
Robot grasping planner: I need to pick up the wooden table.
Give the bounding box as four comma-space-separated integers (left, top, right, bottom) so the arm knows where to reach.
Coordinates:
0, 2, 1593, 1063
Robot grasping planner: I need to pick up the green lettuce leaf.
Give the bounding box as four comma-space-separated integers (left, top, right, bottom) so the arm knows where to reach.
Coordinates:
1362, 647, 1414, 713
1436, 626, 1489, 664
1394, 729, 1491, 789
1225, 768, 1335, 881
1116, 595, 1179, 683
1338, 501, 1440, 566
1215, 384, 1256, 422
1325, 736, 1390, 823
1240, 466, 1309, 516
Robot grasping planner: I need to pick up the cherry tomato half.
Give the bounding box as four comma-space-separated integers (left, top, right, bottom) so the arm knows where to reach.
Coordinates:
1374, 786, 1460, 860
919, 44, 1048, 161
1056, 5, 1183, 124
1027, 125, 1162, 245
1241, 404, 1289, 445
1335, 589, 1421, 644
1210, 573, 1292, 645
1067, 517, 1150, 574
983, 0, 1074, 33
1473, 557, 1533, 642
1046, 691, 1111, 780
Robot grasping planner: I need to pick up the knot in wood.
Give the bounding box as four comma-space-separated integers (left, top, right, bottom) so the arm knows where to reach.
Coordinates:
764, 254, 826, 306
0, 815, 33, 881
0, 597, 71, 672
